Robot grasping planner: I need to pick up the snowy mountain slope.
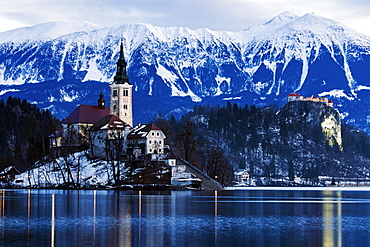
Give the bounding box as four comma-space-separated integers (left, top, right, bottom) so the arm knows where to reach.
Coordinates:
1, 13, 370, 132
0, 21, 104, 43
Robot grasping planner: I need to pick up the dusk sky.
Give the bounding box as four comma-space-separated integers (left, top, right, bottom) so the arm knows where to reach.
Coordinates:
1, 0, 370, 35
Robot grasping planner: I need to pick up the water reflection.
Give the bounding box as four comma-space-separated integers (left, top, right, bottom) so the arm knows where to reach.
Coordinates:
214, 190, 218, 246
0, 189, 369, 246
322, 191, 342, 247
0, 190, 4, 246
51, 194, 55, 247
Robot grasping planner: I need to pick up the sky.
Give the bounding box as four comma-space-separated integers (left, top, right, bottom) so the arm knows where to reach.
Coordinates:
1, 0, 370, 36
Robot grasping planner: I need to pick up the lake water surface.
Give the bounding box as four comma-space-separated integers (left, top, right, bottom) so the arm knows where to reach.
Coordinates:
1, 188, 370, 246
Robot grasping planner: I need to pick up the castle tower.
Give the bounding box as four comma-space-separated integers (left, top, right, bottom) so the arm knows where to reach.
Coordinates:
110, 40, 133, 126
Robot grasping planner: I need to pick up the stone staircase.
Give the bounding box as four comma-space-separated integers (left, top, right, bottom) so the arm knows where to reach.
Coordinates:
179, 158, 224, 190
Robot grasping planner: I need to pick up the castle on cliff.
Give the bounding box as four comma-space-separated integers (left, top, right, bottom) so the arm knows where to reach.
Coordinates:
288, 93, 334, 107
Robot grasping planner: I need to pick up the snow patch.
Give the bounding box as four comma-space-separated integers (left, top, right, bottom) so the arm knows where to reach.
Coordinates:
355, 85, 370, 91
83, 58, 107, 82
252, 81, 269, 94
214, 75, 231, 96
0, 89, 20, 95
156, 63, 201, 102
318, 90, 355, 100
59, 89, 79, 102
223, 96, 242, 101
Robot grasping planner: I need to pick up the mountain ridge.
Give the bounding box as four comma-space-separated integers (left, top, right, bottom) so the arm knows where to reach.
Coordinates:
1, 12, 370, 133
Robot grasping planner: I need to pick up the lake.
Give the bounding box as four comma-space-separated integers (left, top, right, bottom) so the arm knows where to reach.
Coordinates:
0, 188, 370, 246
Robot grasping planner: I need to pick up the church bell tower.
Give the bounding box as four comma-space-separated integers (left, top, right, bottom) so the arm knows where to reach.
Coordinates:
110, 40, 133, 127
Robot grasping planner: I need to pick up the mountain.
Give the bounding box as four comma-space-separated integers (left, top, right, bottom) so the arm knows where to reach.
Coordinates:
1, 13, 370, 132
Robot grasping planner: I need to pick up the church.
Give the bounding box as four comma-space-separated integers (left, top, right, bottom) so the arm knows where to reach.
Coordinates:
50, 41, 167, 162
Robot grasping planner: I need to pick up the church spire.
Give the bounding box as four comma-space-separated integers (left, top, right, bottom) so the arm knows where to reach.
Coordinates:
109, 39, 133, 127
97, 91, 106, 109
113, 39, 130, 84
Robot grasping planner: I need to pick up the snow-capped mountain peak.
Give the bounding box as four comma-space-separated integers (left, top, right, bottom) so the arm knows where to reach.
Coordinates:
263, 11, 299, 27
0, 21, 104, 43
1, 13, 370, 133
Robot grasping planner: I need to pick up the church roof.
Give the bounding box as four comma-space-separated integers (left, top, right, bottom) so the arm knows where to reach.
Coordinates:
128, 124, 162, 139
61, 105, 110, 125
90, 115, 130, 130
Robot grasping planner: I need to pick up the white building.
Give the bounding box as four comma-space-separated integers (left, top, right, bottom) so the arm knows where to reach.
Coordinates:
89, 115, 131, 159
234, 169, 250, 185
127, 124, 167, 160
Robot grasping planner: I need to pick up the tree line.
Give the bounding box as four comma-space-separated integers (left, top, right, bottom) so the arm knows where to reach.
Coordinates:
155, 101, 370, 185
2, 97, 370, 186
0, 97, 59, 172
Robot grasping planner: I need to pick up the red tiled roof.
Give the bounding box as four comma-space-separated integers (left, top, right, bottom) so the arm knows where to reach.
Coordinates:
288, 93, 301, 96
151, 124, 161, 130
61, 105, 110, 124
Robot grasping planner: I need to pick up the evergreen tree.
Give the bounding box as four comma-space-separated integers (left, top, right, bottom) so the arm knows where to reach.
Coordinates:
0, 97, 59, 171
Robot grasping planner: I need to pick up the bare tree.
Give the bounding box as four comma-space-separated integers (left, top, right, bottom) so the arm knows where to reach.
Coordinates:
104, 129, 126, 184
179, 121, 198, 162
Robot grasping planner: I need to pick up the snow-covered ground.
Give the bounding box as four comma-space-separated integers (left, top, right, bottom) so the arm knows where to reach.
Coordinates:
16, 151, 115, 188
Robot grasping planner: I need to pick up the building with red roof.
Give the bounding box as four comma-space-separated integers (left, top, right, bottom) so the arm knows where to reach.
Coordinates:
288, 93, 302, 101
61, 105, 109, 125
60, 93, 110, 149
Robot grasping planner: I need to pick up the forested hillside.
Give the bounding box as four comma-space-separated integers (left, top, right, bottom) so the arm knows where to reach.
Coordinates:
0, 97, 59, 171
157, 102, 370, 185
2, 97, 370, 186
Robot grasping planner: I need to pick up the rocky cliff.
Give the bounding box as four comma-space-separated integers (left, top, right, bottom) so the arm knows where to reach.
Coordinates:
278, 101, 342, 150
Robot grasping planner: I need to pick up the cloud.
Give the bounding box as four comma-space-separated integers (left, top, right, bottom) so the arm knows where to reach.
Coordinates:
0, 0, 370, 35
